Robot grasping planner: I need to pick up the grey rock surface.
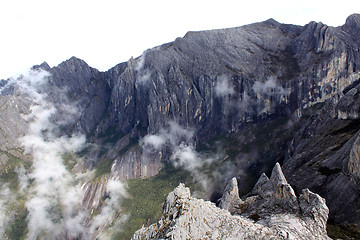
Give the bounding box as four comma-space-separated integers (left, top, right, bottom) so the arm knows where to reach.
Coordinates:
131, 164, 330, 240
1, 14, 360, 228
218, 177, 243, 214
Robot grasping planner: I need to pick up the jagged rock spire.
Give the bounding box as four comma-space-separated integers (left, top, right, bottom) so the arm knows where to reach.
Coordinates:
219, 177, 243, 214
270, 162, 288, 185
251, 173, 270, 195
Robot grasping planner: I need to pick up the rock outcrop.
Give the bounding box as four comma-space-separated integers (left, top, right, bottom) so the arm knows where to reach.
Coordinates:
218, 177, 243, 214
132, 163, 330, 239
1, 14, 360, 235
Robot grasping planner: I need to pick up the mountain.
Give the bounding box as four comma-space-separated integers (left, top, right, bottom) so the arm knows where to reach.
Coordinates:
0, 13, 360, 239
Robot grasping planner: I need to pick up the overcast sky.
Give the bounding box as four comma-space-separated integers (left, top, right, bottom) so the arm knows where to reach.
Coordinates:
0, 0, 358, 79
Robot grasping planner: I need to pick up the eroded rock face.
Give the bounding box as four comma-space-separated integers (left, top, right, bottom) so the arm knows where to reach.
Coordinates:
1, 14, 360, 227
283, 80, 360, 224
132, 164, 330, 240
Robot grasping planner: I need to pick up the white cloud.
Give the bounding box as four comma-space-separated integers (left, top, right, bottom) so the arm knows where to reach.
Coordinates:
89, 178, 127, 238
7, 69, 89, 239
141, 135, 166, 150
134, 52, 147, 72
140, 122, 220, 189
215, 75, 235, 97
140, 121, 194, 152
252, 76, 290, 96
0, 186, 13, 238
0, 68, 129, 239
134, 51, 152, 84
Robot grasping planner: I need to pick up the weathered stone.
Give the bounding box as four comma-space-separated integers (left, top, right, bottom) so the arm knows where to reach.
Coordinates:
219, 177, 243, 214
132, 166, 330, 239
1, 14, 360, 231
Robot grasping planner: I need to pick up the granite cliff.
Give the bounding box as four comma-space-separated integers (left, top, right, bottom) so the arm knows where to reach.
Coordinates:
0, 13, 360, 239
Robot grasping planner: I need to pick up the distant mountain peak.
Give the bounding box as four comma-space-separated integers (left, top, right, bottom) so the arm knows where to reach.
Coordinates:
342, 13, 360, 36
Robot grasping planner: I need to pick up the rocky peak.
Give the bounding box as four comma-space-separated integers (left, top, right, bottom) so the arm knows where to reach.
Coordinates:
218, 177, 243, 214
31, 61, 51, 71
299, 188, 329, 231
163, 183, 191, 217
244, 162, 298, 214
344, 13, 360, 28
342, 13, 360, 36
132, 163, 330, 239
270, 162, 288, 185
262, 18, 281, 27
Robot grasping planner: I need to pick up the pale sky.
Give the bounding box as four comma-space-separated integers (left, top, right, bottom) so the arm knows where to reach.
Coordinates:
0, 0, 358, 79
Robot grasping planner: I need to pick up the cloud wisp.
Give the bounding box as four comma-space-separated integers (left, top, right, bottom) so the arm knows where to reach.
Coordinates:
89, 178, 127, 239
252, 76, 290, 96
140, 121, 220, 189
215, 74, 235, 97
134, 51, 152, 83
140, 121, 194, 152
0, 186, 14, 238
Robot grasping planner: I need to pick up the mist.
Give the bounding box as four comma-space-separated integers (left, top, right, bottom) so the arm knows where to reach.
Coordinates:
140, 121, 227, 189
0, 186, 14, 238
215, 74, 235, 97
13, 69, 88, 239
135, 51, 152, 83
252, 76, 290, 96
89, 178, 127, 239
0, 68, 131, 239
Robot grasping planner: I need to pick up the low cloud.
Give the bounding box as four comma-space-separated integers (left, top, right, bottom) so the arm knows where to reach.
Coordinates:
134, 51, 152, 84
140, 121, 194, 152
134, 52, 146, 72
172, 144, 202, 170
215, 75, 235, 97
89, 178, 127, 239
141, 134, 166, 151
14, 165, 29, 194
0, 186, 13, 238
140, 122, 218, 189
15, 69, 89, 239
0, 68, 129, 239
252, 76, 290, 96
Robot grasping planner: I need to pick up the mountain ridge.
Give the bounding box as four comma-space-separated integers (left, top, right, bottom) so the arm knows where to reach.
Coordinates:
1, 14, 360, 239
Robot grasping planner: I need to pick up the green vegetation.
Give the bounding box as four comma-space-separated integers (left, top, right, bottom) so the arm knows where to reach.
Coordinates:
62, 152, 78, 172
7, 205, 28, 240
94, 158, 115, 178
113, 164, 197, 240
0, 151, 30, 192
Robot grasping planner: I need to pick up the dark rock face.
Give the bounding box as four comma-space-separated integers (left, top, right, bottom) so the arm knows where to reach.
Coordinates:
1, 14, 360, 226
283, 81, 360, 224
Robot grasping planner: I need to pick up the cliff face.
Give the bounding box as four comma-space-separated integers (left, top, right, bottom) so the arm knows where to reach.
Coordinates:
105, 14, 360, 138
1, 14, 360, 238
40, 14, 360, 186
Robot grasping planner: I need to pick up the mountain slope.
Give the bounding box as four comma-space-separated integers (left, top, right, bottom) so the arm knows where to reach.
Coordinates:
0, 13, 360, 239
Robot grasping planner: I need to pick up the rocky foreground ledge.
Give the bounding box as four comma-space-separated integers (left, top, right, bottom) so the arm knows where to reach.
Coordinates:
131, 163, 330, 239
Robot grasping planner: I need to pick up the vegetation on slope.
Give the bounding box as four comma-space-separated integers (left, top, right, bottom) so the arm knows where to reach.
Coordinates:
113, 164, 197, 240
